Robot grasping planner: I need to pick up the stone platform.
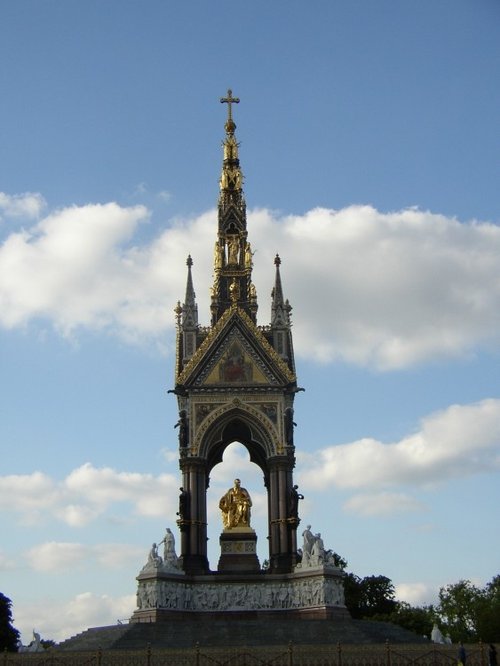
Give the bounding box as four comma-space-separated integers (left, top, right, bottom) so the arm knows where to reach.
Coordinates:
56, 616, 428, 651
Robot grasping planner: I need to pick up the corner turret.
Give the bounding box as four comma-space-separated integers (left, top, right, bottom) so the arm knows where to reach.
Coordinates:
177, 255, 199, 365
270, 254, 294, 366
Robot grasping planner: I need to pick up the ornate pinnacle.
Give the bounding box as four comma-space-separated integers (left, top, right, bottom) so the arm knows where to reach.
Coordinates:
220, 89, 240, 135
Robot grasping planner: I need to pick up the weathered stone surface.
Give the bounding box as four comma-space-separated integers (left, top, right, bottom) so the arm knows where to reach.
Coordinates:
56, 617, 429, 651
133, 568, 346, 617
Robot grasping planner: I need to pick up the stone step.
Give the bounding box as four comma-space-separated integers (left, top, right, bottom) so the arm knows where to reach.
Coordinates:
56, 618, 428, 651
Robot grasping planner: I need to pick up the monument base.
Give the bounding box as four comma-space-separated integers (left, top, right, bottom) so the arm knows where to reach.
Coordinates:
131, 565, 349, 624
217, 527, 260, 573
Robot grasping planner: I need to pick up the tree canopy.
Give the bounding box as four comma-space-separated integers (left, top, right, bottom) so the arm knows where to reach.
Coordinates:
339, 555, 499, 642
437, 576, 500, 643
344, 573, 397, 619
0, 593, 20, 653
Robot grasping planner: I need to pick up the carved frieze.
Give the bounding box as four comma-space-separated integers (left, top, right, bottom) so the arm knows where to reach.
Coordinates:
136, 572, 345, 612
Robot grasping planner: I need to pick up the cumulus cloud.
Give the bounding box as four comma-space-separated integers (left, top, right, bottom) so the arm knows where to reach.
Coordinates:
15, 592, 136, 644
271, 206, 500, 368
63, 463, 178, 519
0, 464, 178, 526
1, 198, 500, 368
24, 541, 144, 572
0, 191, 45, 220
299, 398, 500, 513
395, 582, 439, 607
343, 492, 426, 516
0, 472, 58, 522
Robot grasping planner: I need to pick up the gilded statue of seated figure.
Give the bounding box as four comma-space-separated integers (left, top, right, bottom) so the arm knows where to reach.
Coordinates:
219, 478, 252, 529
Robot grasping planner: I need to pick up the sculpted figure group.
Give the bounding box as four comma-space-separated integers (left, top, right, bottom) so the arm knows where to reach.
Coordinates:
142, 527, 180, 574
297, 525, 339, 569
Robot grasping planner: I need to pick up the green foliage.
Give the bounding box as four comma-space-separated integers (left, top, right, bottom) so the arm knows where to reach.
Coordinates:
437, 579, 483, 642
0, 593, 20, 653
344, 573, 397, 619
436, 576, 500, 643
476, 576, 500, 643
372, 601, 436, 638
330, 552, 348, 570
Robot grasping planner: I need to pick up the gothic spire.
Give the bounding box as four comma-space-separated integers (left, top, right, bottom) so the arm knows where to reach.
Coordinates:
271, 254, 292, 328
271, 254, 293, 362
184, 255, 196, 315
210, 89, 257, 326
180, 255, 198, 362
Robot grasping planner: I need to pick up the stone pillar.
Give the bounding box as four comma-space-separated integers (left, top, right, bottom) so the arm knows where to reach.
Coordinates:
268, 458, 296, 573
179, 458, 209, 574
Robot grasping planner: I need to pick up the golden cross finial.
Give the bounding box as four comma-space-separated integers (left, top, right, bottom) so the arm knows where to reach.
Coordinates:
220, 89, 240, 122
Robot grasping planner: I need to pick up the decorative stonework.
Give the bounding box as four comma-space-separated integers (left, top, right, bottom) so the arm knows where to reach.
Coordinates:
220, 540, 256, 554
177, 306, 295, 387
194, 402, 220, 426
195, 328, 279, 387
135, 570, 345, 613
192, 398, 281, 456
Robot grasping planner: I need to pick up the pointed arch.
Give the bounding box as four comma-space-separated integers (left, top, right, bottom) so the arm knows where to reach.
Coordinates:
197, 402, 279, 475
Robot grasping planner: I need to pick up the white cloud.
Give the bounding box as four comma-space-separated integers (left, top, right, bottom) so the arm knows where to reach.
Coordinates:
395, 582, 439, 607
15, 592, 136, 644
63, 463, 178, 518
299, 398, 500, 512
343, 492, 425, 516
0, 191, 45, 220
1, 199, 500, 368
25, 542, 89, 572
24, 542, 144, 573
0, 464, 179, 526
161, 447, 179, 464
0, 472, 58, 520
268, 206, 500, 369
0, 549, 15, 570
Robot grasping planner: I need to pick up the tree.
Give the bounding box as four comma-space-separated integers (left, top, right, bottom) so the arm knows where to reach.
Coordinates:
372, 601, 436, 638
0, 593, 20, 652
344, 573, 364, 618
475, 576, 500, 643
344, 573, 397, 619
437, 579, 483, 642
329, 552, 348, 570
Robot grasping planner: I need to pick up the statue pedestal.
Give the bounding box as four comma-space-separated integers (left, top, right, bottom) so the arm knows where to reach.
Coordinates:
217, 527, 260, 573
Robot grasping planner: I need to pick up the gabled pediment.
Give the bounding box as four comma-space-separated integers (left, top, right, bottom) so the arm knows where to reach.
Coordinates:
176, 305, 295, 388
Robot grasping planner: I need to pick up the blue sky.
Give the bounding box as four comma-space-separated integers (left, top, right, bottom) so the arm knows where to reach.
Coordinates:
1, 0, 499, 644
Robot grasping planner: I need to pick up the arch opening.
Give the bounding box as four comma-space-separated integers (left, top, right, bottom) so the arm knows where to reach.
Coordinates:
200, 408, 275, 476
207, 441, 269, 570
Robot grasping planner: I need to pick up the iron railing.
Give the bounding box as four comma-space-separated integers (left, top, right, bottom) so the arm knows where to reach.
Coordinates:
2, 641, 495, 666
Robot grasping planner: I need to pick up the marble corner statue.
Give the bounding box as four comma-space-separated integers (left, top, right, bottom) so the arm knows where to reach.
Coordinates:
18, 630, 43, 653
140, 532, 181, 574
219, 478, 252, 529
